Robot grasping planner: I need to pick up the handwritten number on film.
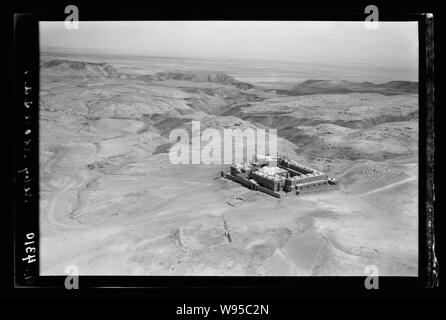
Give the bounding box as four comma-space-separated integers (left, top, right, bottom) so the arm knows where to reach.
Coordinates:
23, 233, 36, 264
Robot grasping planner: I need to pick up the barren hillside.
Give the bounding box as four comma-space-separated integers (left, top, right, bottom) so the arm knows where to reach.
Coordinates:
39, 56, 418, 276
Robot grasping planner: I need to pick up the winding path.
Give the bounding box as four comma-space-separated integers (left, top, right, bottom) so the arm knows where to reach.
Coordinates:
363, 176, 417, 195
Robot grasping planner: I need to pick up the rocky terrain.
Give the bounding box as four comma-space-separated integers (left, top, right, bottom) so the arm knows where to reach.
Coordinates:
278, 79, 418, 96
39, 56, 418, 276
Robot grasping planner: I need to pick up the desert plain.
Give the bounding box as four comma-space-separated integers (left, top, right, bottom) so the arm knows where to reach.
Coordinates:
39, 53, 418, 276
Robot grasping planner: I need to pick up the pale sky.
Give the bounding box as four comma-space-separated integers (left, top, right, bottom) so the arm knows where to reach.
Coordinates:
40, 21, 418, 67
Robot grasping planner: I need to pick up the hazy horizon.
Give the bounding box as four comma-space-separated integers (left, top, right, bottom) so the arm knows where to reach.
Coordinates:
40, 21, 418, 70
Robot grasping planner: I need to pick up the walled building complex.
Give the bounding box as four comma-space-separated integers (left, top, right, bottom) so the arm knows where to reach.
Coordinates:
222, 154, 338, 198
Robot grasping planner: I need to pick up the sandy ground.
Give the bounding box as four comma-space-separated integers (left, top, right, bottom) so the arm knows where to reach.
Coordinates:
39, 56, 418, 276
40, 150, 417, 276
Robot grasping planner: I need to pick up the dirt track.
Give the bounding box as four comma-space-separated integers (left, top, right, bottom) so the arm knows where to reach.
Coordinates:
39, 55, 418, 276
40, 150, 418, 276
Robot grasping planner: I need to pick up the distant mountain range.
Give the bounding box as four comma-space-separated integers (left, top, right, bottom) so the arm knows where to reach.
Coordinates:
42, 60, 123, 78
41, 59, 254, 89
151, 71, 254, 90
277, 79, 418, 96
42, 59, 417, 95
